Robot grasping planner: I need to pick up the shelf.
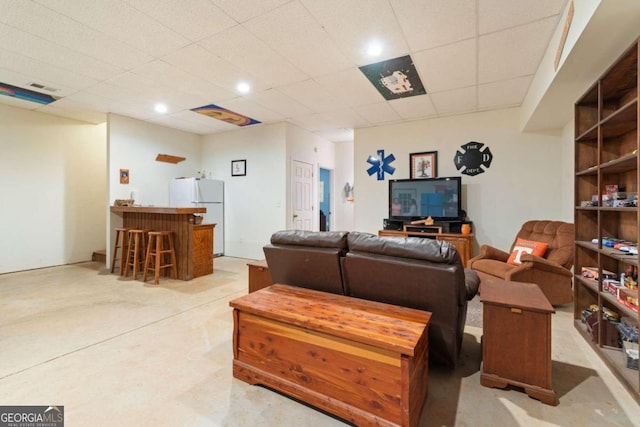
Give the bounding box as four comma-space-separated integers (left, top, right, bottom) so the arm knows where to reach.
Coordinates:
575, 275, 599, 293
600, 247, 639, 266
601, 291, 638, 318
575, 124, 599, 142
576, 166, 598, 176
600, 152, 638, 174
601, 99, 638, 138
575, 241, 639, 266
574, 320, 640, 399
574, 37, 639, 402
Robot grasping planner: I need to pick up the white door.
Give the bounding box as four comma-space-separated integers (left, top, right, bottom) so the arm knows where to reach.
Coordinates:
292, 160, 314, 230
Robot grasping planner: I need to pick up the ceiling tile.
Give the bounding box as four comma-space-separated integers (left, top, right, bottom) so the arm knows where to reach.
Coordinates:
0, 23, 124, 81
390, 0, 476, 51
243, 1, 353, 77
314, 68, 384, 108
0, 94, 42, 111
33, 0, 190, 57
413, 38, 476, 93
0, 49, 97, 94
1, 1, 152, 70
162, 44, 252, 94
388, 94, 437, 119
316, 128, 354, 142
246, 89, 314, 118
122, 0, 237, 42
198, 25, 308, 88
37, 98, 107, 124
323, 108, 371, 129
354, 102, 402, 124
478, 75, 533, 109
479, 16, 558, 83
277, 79, 338, 113
479, 0, 567, 34
210, 0, 291, 23
216, 97, 284, 123
430, 86, 477, 115
301, 0, 409, 65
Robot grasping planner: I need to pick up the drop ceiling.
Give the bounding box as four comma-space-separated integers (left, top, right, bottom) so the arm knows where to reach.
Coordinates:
0, 0, 569, 142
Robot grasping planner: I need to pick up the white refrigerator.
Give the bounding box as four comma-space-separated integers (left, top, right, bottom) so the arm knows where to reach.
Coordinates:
169, 178, 224, 257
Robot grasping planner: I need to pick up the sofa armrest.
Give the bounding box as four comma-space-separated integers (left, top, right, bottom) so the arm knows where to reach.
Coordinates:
518, 253, 573, 277
468, 244, 510, 268
464, 268, 480, 300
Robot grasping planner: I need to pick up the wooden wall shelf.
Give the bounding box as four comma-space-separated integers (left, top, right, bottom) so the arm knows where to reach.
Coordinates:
156, 153, 186, 164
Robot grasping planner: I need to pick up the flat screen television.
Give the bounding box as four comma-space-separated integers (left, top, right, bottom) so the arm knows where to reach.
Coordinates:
389, 176, 462, 221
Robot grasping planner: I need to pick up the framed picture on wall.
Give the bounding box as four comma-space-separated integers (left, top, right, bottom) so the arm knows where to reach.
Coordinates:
410, 151, 437, 179
231, 159, 246, 176
120, 168, 130, 184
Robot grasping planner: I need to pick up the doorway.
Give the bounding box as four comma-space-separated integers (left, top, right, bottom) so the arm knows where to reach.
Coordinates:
319, 168, 331, 231
291, 160, 313, 230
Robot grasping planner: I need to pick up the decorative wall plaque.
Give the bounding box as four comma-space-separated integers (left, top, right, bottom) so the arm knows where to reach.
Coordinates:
454, 142, 493, 176
366, 149, 396, 181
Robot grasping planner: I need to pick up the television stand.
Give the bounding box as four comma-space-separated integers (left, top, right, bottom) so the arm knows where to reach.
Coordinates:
378, 229, 474, 267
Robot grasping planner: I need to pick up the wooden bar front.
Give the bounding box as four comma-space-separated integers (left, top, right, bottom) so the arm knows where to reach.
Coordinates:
110, 206, 214, 281
229, 284, 431, 427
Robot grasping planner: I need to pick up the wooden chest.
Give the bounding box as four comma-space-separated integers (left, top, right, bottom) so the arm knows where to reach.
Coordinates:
229, 284, 431, 427
480, 278, 557, 405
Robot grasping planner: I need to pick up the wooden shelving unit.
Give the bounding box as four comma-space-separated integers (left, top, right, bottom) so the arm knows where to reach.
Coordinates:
573, 37, 640, 401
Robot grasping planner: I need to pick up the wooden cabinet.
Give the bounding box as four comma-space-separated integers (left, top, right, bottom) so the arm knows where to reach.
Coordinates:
192, 224, 214, 278
247, 259, 272, 293
480, 279, 556, 405
379, 229, 474, 267
573, 37, 639, 401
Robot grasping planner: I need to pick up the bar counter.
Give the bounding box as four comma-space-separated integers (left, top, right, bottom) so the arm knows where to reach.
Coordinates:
110, 206, 215, 280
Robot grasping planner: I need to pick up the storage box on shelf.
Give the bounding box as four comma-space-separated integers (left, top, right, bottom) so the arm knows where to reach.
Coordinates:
573, 37, 640, 401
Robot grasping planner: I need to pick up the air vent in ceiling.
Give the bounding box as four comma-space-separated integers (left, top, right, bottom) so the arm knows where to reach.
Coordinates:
28, 82, 59, 92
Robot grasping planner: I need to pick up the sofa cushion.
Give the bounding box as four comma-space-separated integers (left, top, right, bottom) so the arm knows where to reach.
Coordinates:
507, 238, 549, 265
264, 230, 348, 295
464, 268, 480, 300
347, 231, 461, 265
271, 229, 348, 249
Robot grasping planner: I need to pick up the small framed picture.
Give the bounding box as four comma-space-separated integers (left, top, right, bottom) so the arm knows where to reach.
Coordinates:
120, 168, 129, 184
231, 159, 246, 177
410, 151, 437, 179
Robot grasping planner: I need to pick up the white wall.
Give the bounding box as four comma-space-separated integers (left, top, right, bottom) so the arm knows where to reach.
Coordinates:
107, 114, 202, 262
333, 141, 355, 231
286, 123, 336, 231
354, 107, 569, 252
201, 122, 287, 260
0, 104, 106, 273
107, 114, 202, 206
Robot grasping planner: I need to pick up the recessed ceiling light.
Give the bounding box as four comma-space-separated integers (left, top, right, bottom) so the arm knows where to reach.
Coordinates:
367, 43, 383, 57
154, 103, 168, 113
237, 82, 251, 94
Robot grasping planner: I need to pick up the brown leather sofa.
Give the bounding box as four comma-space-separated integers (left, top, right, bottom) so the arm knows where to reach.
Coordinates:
467, 220, 574, 305
263, 230, 480, 368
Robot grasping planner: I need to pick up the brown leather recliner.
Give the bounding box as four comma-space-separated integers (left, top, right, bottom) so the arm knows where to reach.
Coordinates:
467, 220, 574, 305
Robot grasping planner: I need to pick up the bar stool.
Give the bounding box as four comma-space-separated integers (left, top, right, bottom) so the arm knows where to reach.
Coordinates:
124, 229, 149, 279
143, 231, 178, 285
110, 227, 129, 275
